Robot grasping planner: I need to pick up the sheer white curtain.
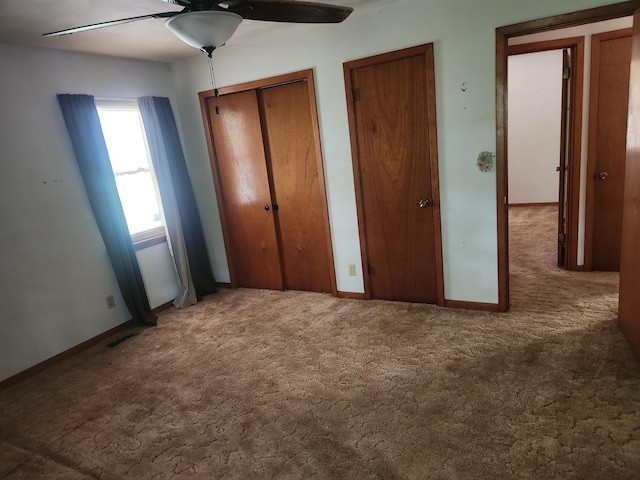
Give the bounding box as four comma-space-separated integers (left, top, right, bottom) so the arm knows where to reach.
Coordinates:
138, 96, 216, 308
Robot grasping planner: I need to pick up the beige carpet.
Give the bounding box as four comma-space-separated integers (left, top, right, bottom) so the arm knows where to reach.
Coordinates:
1, 206, 638, 479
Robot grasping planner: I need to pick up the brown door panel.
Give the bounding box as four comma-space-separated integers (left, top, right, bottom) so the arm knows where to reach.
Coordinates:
618, 8, 640, 362
348, 49, 441, 303
207, 91, 283, 290
589, 31, 632, 271
259, 81, 333, 293
201, 71, 336, 294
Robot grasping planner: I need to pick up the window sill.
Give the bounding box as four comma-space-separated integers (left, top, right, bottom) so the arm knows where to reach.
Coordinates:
133, 233, 167, 251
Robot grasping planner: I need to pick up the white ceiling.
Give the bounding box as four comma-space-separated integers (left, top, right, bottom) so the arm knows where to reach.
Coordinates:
0, 0, 401, 62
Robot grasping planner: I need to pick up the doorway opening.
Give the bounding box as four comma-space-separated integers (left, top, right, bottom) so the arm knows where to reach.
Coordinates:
507, 39, 583, 273
496, 1, 638, 312
506, 39, 582, 310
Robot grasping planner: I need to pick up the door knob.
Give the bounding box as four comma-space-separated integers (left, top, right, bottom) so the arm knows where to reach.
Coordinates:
598, 171, 609, 180
264, 205, 270, 211
419, 198, 431, 208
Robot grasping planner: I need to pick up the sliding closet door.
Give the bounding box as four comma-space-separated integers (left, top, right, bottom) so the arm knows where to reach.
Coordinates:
200, 70, 337, 295
206, 91, 283, 290
259, 81, 333, 293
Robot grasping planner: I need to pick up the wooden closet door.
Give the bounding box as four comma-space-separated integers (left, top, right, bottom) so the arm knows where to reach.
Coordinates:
588, 29, 632, 271
206, 91, 283, 290
346, 46, 442, 304
258, 81, 333, 293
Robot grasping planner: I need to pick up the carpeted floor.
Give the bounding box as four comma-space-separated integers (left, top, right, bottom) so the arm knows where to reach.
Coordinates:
0, 206, 638, 479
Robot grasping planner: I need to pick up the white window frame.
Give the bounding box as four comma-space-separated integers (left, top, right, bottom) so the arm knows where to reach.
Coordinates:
95, 99, 166, 248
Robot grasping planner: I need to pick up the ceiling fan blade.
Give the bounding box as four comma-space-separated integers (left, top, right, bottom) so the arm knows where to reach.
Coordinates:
162, 0, 194, 6
162, 0, 251, 8
42, 11, 181, 37
238, 0, 353, 23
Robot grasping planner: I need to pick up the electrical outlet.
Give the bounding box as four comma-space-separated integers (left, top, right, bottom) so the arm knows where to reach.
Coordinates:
348, 264, 357, 276
106, 295, 116, 309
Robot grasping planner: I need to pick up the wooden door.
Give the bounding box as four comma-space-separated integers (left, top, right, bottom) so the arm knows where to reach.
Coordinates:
200, 70, 336, 295
258, 81, 333, 293
206, 91, 283, 290
587, 29, 632, 271
557, 49, 571, 268
345, 45, 443, 304
619, 9, 640, 361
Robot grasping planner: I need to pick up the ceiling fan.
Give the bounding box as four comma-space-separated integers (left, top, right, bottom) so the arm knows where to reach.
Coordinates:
43, 0, 353, 56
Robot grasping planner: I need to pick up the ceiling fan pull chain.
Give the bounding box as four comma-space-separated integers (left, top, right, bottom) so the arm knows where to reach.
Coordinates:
206, 54, 218, 95
207, 54, 221, 114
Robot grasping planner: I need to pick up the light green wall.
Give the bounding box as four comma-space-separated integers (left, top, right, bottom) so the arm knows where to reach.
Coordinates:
0, 44, 179, 381
170, 0, 622, 303
0, 0, 626, 382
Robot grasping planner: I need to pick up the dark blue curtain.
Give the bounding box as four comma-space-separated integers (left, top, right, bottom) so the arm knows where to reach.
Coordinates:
57, 94, 157, 326
138, 96, 217, 301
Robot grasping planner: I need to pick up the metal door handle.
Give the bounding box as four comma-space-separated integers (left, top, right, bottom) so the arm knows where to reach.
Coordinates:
419, 198, 431, 208
264, 205, 270, 211
598, 171, 609, 180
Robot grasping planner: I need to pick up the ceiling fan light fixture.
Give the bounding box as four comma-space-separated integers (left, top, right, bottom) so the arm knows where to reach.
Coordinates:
165, 11, 242, 51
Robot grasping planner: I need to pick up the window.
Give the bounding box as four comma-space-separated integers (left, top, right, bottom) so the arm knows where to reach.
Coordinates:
96, 100, 166, 248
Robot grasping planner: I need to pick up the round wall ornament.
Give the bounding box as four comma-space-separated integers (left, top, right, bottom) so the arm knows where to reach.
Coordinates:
476, 151, 494, 172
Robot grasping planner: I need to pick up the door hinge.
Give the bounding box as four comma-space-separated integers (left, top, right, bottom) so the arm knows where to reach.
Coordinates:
563, 67, 571, 80
558, 232, 566, 244
351, 89, 358, 104
367, 263, 372, 275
